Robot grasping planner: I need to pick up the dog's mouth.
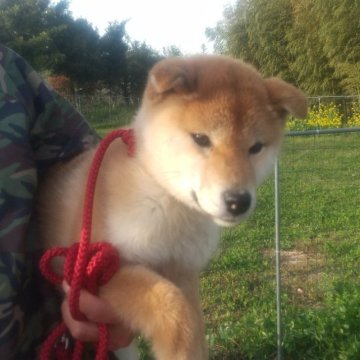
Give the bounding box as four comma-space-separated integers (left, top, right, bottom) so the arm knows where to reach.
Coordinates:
191, 190, 246, 227
191, 190, 205, 212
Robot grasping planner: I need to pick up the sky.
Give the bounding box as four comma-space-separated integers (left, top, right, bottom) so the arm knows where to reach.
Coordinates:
59, 0, 234, 54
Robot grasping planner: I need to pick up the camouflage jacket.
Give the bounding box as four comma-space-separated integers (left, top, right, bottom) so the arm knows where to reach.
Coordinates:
0, 44, 100, 359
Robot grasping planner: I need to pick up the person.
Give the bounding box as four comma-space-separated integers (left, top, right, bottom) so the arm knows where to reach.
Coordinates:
0, 44, 132, 359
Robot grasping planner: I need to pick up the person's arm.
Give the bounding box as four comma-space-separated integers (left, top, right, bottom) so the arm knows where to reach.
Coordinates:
0, 44, 130, 359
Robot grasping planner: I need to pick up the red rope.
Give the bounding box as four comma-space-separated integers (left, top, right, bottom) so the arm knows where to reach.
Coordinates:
39, 129, 135, 360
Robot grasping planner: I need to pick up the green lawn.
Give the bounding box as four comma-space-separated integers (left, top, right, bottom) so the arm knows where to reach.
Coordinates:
89, 104, 360, 359
201, 132, 360, 360
79, 99, 137, 137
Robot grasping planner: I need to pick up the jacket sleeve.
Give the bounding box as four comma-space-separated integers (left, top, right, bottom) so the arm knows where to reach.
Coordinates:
0, 44, 100, 359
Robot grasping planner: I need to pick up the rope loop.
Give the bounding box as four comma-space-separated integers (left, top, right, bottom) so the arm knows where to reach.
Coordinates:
39, 129, 134, 359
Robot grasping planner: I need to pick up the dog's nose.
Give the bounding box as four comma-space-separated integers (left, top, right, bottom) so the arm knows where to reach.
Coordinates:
223, 190, 252, 216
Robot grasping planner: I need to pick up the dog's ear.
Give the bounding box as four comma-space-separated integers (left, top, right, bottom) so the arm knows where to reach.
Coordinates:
145, 58, 195, 102
265, 78, 308, 119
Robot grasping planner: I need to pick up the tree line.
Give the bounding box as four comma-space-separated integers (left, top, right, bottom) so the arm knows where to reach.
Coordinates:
0, 0, 182, 100
207, 0, 360, 96
3, 0, 359, 98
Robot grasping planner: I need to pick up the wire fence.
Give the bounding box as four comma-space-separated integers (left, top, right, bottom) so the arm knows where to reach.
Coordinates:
274, 127, 360, 359
308, 95, 360, 116
68, 94, 360, 129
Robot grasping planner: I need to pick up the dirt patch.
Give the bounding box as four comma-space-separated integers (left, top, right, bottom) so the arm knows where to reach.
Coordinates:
263, 249, 325, 269
263, 248, 327, 305
281, 250, 308, 266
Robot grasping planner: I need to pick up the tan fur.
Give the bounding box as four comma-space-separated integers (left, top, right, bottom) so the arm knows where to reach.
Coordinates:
38, 55, 307, 359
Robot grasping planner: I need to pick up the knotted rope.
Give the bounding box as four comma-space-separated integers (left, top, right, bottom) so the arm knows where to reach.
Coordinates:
39, 129, 135, 360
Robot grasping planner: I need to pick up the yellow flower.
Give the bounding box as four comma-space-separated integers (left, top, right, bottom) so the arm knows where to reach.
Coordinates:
347, 102, 360, 127
287, 102, 342, 131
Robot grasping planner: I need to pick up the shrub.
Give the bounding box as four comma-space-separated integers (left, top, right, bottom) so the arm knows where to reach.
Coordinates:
347, 101, 360, 127
47, 75, 72, 96
287, 103, 342, 131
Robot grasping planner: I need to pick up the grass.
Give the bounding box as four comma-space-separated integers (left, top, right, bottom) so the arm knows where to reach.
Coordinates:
86, 102, 360, 359
78, 99, 137, 137
201, 132, 360, 360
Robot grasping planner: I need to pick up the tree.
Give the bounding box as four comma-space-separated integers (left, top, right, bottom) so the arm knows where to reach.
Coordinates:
52, 18, 102, 89
205, 1, 250, 59
206, 0, 295, 81
162, 45, 182, 57
99, 21, 128, 95
285, 0, 342, 95
314, 0, 360, 94
207, 0, 360, 95
0, 0, 70, 70
246, 0, 295, 80
126, 41, 162, 102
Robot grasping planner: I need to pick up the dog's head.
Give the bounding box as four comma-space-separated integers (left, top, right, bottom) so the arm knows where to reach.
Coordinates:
134, 55, 307, 226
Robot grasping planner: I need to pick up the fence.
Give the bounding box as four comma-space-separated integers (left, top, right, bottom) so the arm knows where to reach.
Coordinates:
68, 94, 360, 130
307, 95, 360, 118
274, 127, 360, 359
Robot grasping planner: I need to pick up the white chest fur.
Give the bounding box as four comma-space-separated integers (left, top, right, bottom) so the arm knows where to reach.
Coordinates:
104, 170, 220, 271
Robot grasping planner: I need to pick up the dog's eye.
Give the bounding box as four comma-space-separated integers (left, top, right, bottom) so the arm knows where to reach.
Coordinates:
191, 133, 212, 148
249, 142, 264, 155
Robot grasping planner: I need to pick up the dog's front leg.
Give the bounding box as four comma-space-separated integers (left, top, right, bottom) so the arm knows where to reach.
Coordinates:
100, 265, 204, 360
176, 272, 208, 360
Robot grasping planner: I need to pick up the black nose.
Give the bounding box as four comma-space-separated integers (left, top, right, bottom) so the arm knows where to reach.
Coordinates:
223, 190, 252, 216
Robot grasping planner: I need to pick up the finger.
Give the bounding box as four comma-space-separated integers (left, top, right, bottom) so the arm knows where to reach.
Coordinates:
62, 292, 134, 350
61, 298, 99, 342
62, 281, 118, 324
108, 323, 134, 351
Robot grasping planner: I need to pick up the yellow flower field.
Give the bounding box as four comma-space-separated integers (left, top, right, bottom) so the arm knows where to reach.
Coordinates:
287, 101, 360, 131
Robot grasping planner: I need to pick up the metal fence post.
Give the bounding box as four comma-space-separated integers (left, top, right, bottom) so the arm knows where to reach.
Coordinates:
274, 157, 282, 360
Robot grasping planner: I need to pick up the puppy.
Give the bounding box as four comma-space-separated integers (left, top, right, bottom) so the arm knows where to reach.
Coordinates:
38, 55, 307, 359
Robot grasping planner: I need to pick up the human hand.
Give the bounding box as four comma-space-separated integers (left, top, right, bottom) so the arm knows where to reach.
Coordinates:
61, 281, 133, 350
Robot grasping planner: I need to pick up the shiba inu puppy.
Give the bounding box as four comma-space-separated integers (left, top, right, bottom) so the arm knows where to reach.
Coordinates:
38, 55, 307, 359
